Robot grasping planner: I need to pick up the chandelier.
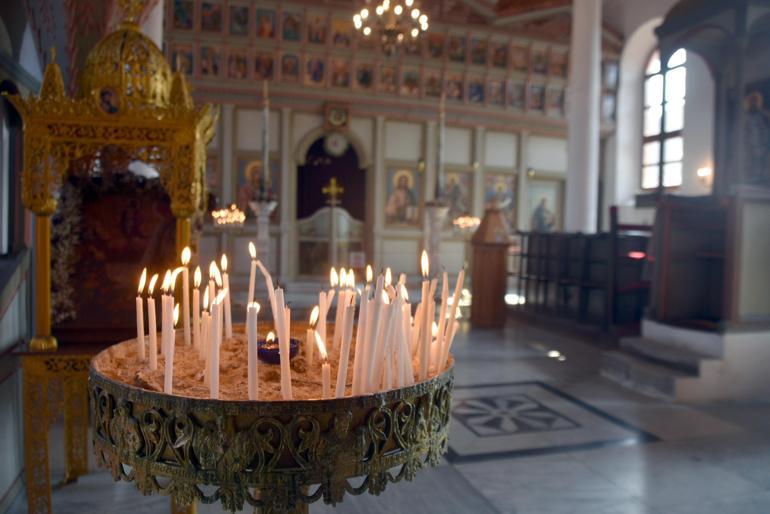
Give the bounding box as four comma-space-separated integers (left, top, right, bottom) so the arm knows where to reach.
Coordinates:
353, 0, 429, 56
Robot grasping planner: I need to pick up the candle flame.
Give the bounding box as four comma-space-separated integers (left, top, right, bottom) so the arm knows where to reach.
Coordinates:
382, 291, 390, 305
181, 246, 191, 266
348, 269, 356, 288
400, 284, 409, 301
203, 286, 209, 310
384, 267, 392, 287
432, 321, 439, 338
330, 267, 339, 288
194, 266, 201, 288
267, 331, 275, 343
138, 268, 147, 295
148, 273, 159, 295
314, 331, 328, 361
174, 304, 180, 326
249, 241, 257, 259
421, 250, 429, 278
249, 302, 261, 314
170, 267, 184, 292
339, 267, 347, 287
209, 261, 222, 287
309, 305, 319, 328
161, 270, 171, 293
216, 288, 228, 305
366, 264, 373, 283
220, 254, 228, 272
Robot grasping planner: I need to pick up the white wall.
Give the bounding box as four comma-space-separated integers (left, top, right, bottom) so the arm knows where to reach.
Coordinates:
680, 52, 714, 196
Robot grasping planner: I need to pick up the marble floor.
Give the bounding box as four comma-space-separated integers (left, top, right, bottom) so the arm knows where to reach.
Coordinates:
8, 319, 770, 514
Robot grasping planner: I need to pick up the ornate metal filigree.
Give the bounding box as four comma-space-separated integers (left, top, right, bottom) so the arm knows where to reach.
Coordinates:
89, 351, 454, 514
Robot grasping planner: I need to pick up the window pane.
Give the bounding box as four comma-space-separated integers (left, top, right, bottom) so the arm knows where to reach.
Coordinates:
642, 165, 660, 189
646, 51, 661, 75
667, 48, 686, 68
665, 99, 685, 132
645, 74, 663, 107
643, 141, 660, 165
665, 67, 686, 101
644, 105, 662, 137
663, 161, 682, 187
664, 136, 683, 162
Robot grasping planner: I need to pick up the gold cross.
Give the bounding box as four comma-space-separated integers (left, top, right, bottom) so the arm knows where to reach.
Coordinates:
322, 177, 344, 207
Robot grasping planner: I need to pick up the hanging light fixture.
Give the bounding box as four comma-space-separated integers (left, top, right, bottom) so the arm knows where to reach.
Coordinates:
353, 0, 429, 56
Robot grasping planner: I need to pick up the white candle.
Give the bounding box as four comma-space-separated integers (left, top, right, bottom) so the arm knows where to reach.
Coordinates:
147, 274, 159, 371
256, 260, 277, 326
351, 292, 369, 395
335, 303, 356, 398
401, 301, 414, 385
181, 247, 191, 346
364, 276, 385, 393
441, 269, 465, 370
248, 242, 258, 304
208, 261, 220, 309
333, 268, 345, 350
419, 250, 431, 380
247, 302, 260, 400
274, 288, 292, 400
209, 297, 220, 398
315, 331, 330, 399
221, 254, 232, 340
136, 268, 147, 360
434, 271, 449, 372
192, 266, 201, 353
164, 303, 179, 394
306, 306, 320, 365
160, 270, 171, 357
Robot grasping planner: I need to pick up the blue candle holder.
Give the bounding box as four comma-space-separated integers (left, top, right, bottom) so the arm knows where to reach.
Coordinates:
257, 337, 300, 364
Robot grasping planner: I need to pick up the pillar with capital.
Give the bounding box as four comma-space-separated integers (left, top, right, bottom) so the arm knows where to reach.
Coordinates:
564, 0, 602, 233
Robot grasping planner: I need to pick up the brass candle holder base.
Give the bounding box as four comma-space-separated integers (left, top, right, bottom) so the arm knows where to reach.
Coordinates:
89, 343, 453, 513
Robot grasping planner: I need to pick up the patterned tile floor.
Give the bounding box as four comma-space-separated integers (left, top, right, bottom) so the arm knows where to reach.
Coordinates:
8, 319, 770, 513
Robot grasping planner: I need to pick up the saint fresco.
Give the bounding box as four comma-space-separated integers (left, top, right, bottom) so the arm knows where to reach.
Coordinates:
385, 167, 421, 226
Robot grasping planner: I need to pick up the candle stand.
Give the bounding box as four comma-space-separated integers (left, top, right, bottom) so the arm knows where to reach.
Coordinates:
89, 341, 453, 514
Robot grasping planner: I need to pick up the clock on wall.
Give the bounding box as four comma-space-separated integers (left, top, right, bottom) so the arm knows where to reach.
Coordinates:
324, 102, 349, 130
324, 131, 349, 157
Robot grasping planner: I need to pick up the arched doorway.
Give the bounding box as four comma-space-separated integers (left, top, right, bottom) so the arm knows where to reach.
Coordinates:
296, 135, 366, 277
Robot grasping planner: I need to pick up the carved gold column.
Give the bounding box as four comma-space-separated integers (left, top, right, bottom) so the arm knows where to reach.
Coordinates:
31, 215, 57, 351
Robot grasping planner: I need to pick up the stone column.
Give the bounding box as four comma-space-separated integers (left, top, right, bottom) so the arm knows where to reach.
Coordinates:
564, 0, 602, 233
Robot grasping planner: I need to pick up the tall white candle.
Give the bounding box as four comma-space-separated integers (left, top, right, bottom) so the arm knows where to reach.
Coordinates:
274, 288, 292, 400
181, 247, 191, 346
364, 276, 385, 393
136, 268, 147, 360
256, 260, 277, 326
147, 274, 159, 371
315, 331, 330, 399
247, 302, 260, 400
333, 268, 345, 350
419, 250, 431, 380
441, 269, 465, 370
208, 261, 220, 309
209, 297, 220, 399
335, 303, 356, 398
248, 242, 258, 304
434, 271, 449, 372
192, 267, 201, 353
221, 254, 232, 339
351, 292, 369, 395
164, 304, 179, 394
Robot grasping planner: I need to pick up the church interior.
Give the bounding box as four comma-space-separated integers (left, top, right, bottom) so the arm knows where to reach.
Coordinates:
2, 0, 770, 512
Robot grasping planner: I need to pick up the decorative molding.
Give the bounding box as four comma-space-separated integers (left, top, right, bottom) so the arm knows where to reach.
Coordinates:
0, 52, 41, 92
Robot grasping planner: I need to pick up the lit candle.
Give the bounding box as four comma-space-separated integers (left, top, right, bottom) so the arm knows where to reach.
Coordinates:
201, 286, 210, 383
247, 302, 261, 400
306, 305, 320, 365
164, 303, 179, 394
221, 254, 232, 340
160, 270, 171, 357
315, 330, 330, 399
208, 294, 220, 398
147, 273, 159, 371
136, 268, 147, 360
192, 266, 201, 353
248, 242, 258, 304
419, 250, 431, 380
181, 247, 191, 346
335, 301, 356, 398
208, 261, 221, 307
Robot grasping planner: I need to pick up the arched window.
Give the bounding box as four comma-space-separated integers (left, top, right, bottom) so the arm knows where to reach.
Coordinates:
642, 48, 686, 190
